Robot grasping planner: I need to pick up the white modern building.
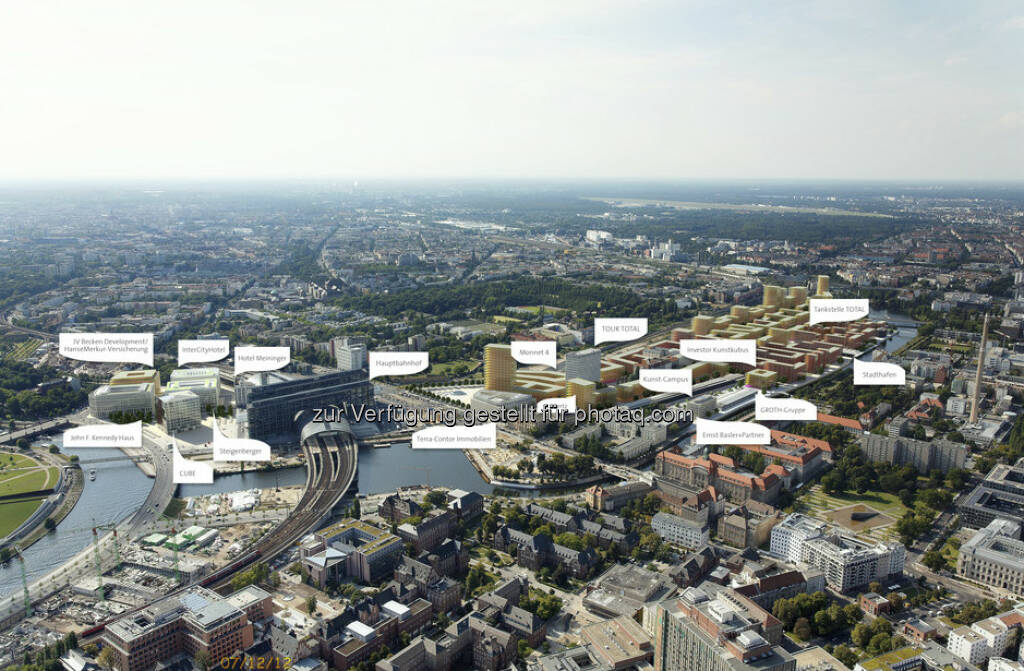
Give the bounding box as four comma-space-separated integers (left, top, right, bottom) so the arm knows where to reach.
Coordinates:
949, 626, 991, 666
564, 348, 602, 383
947, 396, 971, 417
973, 618, 1011, 659
336, 343, 367, 372
991, 659, 1024, 671
770, 513, 827, 564
165, 378, 219, 410
470, 389, 536, 428
170, 367, 220, 382
89, 383, 156, 420
651, 512, 709, 550
157, 391, 202, 434
679, 395, 717, 419
770, 513, 905, 592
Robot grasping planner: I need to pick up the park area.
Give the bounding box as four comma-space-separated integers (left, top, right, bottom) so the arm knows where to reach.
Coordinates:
0, 451, 60, 537
797, 483, 906, 542
823, 504, 897, 533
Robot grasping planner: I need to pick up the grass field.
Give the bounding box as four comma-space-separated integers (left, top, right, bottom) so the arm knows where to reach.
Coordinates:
511, 305, 569, 316
0, 498, 46, 537
0, 470, 51, 497
430, 359, 478, 375
0, 453, 39, 470
938, 537, 961, 571
0, 453, 57, 498
5, 338, 42, 361
797, 483, 907, 541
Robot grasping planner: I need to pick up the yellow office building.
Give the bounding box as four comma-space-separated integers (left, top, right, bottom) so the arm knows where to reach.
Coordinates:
567, 378, 596, 409
484, 344, 516, 392
110, 369, 162, 395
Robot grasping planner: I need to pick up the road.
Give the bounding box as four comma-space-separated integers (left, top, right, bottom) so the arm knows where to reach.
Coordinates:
0, 312, 57, 341
0, 422, 179, 620
4, 421, 360, 631
0, 418, 73, 446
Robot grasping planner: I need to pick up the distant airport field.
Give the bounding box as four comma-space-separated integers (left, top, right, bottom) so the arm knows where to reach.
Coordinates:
584, 196, 893, 218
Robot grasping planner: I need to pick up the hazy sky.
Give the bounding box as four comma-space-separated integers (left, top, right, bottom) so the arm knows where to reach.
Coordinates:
2, 1, 1022, 181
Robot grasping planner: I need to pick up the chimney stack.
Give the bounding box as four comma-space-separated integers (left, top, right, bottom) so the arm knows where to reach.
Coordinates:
970, 313, 990, 424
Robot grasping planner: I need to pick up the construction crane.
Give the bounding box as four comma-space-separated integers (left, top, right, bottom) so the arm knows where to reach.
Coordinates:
90, 526, 106, 602
159, 513, 181, 585
89, 520, 124, 602
16, 551, 31, 618
93, 522, 122, 570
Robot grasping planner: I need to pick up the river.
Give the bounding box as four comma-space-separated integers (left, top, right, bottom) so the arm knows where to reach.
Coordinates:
0, 444, 152, 596
1, 310, 915, 596
866, 309, 919, 358
178, 443, 493, 497
0, 440, 492, 595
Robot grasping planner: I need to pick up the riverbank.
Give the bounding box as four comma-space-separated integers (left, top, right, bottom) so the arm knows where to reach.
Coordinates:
112, 442, 306, 479
463, 445, 614, 493
14, 467, 84, 551
0, 448, 78, 549
463, 447, 493, 481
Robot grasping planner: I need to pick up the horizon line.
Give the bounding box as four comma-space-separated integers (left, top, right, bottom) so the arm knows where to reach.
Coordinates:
1, 176, 1024, 186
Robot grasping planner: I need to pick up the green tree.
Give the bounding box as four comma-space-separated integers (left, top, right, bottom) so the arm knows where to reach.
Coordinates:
834, 645, 859, 668
851, 622, 872, 648
425, 489, 448, 507
194, 650, 212, 671
793, 617, 812, 641
922, 550, 946, 572
813, 609, 832, 636
96, 647, 116, 670
868, 633, 893, 655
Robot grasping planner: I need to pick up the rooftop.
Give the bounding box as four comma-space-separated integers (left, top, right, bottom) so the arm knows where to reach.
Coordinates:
857, 647, 923, 671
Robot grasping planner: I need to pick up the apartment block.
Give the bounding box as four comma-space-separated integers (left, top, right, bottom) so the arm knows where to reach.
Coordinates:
652, 511, 710, 550
770, 513, 905, 592
858, 433, 967, 473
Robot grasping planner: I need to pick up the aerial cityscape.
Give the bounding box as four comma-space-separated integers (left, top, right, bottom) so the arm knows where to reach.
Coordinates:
2, 3, 1024, 671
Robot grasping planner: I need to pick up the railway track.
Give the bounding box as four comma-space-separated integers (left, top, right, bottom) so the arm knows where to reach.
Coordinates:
235, 433, 356, 573
81, 430, 357, 639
